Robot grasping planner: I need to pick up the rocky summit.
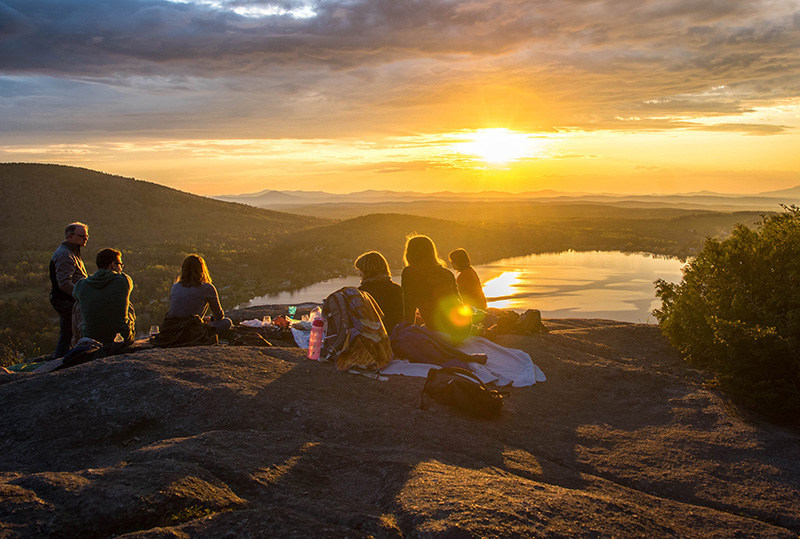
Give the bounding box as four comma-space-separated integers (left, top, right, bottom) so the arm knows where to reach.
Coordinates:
1, 319, 799, 538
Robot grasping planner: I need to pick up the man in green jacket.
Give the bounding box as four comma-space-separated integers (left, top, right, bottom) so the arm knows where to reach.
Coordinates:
73, 248, 136, 345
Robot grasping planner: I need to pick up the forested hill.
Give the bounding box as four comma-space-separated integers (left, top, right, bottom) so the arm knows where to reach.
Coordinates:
0, 163, 312, 253
0, 163, 325, 358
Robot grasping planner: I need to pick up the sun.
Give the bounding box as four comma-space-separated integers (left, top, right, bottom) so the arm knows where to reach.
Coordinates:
455, 128, 538, 164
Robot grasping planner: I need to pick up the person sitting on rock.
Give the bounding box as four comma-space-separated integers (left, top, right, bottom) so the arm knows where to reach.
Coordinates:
448, 248, 488, 311
166, 254, 233, 337
401, 235, 472, 343
355, 250, 403, 335
73, 248, 136, 346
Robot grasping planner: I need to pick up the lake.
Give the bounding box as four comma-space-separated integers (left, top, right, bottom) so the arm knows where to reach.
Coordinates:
244, 250, 686, 324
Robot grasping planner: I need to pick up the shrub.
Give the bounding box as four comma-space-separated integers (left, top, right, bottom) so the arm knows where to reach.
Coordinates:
654, 205, 800, 423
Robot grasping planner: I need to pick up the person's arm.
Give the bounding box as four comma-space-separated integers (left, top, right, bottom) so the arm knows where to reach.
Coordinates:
205, 284, 225, 320
54, 253, 79, 295
120, 274, 135, 343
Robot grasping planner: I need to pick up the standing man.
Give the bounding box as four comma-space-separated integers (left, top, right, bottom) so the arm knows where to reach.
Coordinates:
73, 248, 136, 346
50, 222, 89, 358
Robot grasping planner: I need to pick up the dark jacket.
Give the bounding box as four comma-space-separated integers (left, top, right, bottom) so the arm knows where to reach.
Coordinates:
390, 322, 486, 365
73, 269, 136, 345
49, 241, 87, 302
151, 315, 217, 348
401, 264, 468, 339
359, 276, 403, 334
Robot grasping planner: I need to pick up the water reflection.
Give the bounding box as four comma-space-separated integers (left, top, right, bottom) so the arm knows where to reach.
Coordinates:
477, 250, 685, 323
244, 250, 686, 324
482, 271, 524, 308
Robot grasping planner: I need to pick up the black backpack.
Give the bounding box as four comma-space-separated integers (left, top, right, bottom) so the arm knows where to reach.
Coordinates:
420, 366, 508, 419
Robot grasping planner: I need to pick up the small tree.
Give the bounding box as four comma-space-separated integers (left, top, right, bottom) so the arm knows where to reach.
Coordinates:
654, 205, 800, 423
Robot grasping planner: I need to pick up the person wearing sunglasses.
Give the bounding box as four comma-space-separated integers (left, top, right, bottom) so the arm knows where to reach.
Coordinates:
73, 248, 136, 346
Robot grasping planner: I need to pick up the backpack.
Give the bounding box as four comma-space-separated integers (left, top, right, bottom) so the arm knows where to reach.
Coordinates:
515, 309, 548, 334
321, 287, 392, 370
321, 287, 362, 359
420, 366, 508, 419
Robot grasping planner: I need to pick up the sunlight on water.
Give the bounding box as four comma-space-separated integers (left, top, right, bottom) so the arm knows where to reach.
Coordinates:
482, 271, 524, 307
478, 251, 685, 323
245, 250, 686, 324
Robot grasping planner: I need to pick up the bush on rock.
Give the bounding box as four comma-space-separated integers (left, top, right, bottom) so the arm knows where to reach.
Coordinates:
654, 205, 800, 423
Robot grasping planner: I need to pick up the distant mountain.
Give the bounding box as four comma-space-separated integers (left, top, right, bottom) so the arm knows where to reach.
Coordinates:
758, 185, 800, 197
215, 186, 800, 213
214, 187, 606, 208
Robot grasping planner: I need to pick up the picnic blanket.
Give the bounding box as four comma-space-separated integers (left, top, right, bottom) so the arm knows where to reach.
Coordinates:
380, 335, 546, 387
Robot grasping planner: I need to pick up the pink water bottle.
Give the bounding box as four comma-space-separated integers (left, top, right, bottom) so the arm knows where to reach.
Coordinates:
307, 318, 325, 360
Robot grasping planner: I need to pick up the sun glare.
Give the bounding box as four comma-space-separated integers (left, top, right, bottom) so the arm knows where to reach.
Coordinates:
482, 271, 523, 309
455, 129, 539, 164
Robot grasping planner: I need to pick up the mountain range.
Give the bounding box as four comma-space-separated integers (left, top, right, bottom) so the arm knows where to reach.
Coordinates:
215, 185, 800, 213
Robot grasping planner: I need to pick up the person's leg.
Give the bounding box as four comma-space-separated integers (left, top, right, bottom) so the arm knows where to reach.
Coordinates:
209, 317, 233, 332
209, 317, 235, 340
71, 302, 83, 348
53, 301, 73, 358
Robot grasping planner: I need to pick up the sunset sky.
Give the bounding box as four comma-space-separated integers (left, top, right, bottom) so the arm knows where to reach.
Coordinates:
1, 0, 798, 196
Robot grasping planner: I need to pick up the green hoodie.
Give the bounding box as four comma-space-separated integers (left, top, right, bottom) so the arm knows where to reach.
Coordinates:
73, 269, 136, 345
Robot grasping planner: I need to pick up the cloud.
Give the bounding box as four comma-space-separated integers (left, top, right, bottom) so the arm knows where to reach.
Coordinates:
2, 0, 796, 73
693, 123, 790, 135
0, 0, 799, 140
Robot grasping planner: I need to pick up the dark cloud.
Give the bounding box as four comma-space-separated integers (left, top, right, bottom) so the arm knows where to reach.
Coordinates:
0, 0, 549, 73
1, 1, 792, 74
0, 0, 799, 138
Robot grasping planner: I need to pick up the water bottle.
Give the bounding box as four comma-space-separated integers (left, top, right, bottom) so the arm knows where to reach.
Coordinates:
307, 318, 324, 360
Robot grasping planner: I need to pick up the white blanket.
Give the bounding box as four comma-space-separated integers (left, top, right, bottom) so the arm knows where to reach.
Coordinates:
291, 328, 310, 349
379, 336, 546, 387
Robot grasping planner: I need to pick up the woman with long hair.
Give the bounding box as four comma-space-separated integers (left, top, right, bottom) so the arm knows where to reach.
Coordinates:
355, 250, 403, 334
166, 254, 233, 334
401, 235, 472, 341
